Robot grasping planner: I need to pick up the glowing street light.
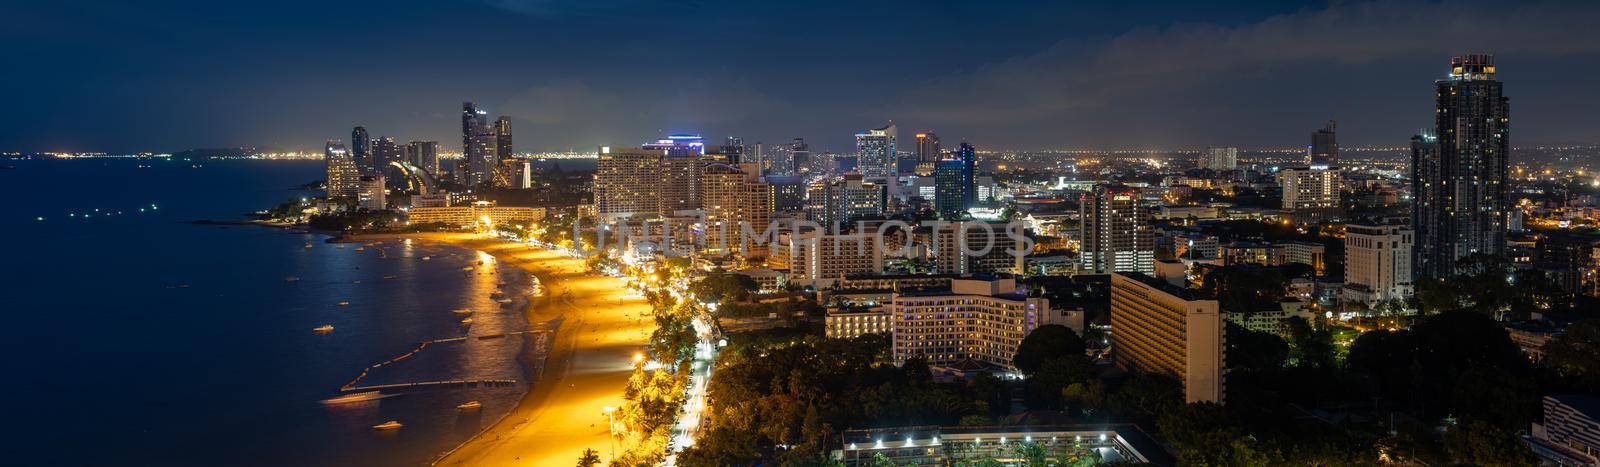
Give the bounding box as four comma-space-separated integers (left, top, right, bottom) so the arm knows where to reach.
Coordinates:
602, 406, 619, 459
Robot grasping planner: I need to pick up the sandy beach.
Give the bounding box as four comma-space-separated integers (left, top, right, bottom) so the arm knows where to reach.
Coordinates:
350, 232, 654, 466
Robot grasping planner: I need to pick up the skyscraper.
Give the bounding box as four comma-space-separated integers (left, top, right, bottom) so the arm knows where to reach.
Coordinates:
805, 174, 887, 228
933, 142, 976, 218
351, 126, 372, 170
1310, 121, 1338, 165
854, 122, 897, 178
494, 116, 514, 161
791, 138, 813, 177
324, 140, 361, 200
1079, 184, 1155, 274
1202, 147, 1238, 171
461, 102, 496, 186
406, 140, 440, 176
914, 132, 941, 176
1413, 54, 1511, 278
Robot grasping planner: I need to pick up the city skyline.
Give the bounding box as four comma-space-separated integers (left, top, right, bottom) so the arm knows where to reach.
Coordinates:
7, 1, 1600, 153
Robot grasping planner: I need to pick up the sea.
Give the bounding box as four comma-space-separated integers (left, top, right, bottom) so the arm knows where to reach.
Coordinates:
0, 158, 588, 466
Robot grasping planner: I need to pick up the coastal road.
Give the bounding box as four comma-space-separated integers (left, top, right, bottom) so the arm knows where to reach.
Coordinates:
376, 233, 654, 466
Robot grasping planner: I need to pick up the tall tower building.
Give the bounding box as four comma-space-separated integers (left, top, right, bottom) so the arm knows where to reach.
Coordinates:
594, 146, 663, 219
805, 174, 887, 228
791, 138, 814, 177
1310, 121, 1338, 165
461, 102, 496, 186
324, 140, 361, 200
701, 163, 773, 255
854, 122, 897, 178
1079, 184, 1155, 274
1413, 54, 1511, 278
934, 142, 977, 218
1203, 147, 1238, 171
351, 126, 372, 170
914, 132, 941, 176
494, 117, 514, 161
406, 141, 440, 176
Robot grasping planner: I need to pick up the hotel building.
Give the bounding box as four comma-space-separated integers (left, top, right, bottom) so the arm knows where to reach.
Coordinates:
1110, 272, 1225, 403
888, 277, 1055, 372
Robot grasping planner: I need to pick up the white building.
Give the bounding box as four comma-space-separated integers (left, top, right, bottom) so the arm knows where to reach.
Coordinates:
1341, 223, 1413, 305
888, 277, 1062, 372
1203, 147, 1238, 170
1277, 166, 1340, 218
1110, 272, 1225, 404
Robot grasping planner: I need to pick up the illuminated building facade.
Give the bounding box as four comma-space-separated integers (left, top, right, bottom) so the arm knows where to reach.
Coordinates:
855, 122, 897, 178
1414, 54, 1511, 278
594, 146, 663, 218
1110, 272, 1224, 403
461, 102, 496, 186
1079, 184, 1155, 274
888, 277, 1053, 371
1342, 223, 1414, 305
324, 140, 362, 200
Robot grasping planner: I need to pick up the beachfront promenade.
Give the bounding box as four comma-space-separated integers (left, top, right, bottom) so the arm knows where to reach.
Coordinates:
360, 233, 654, 466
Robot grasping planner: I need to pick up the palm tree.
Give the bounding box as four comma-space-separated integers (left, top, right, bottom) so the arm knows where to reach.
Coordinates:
575, 448, 602, 467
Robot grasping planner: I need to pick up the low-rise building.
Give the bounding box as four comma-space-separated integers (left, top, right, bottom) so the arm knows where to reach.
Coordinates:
834, 424, 1171, 466
825, 307, 891, 339
1528, 395, 1600, 466
406, 201, 545, 228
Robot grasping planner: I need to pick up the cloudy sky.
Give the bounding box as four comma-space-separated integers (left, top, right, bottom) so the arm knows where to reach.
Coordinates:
3, 0, 1598, 153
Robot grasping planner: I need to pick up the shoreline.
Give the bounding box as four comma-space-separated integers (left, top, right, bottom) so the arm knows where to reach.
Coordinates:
347, 232, 655, 466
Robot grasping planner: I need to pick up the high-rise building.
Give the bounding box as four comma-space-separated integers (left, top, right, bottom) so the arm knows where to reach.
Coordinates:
782, 232, 883, 288
1079, 184, 1155, 274
1277, 166, 1340, 221
805, 174, 887, 228
594, 146, 663, 219
495, 116, 514, 161
351, 126, 372, 169
765, 175, 806, 212
1310, 121, 1338, 165
372, 137, 401, 169
406, 141, 440, 176
932, 221, 1024, 275
1203, 147, 1238, 171
356, 174, 386, 211
461, 102, 496, 186
914, 132, 941, 176
325, 140, 361, 200
854, 122, 897, 178
1342, 224, 1414, 305
889, 277, 1055, 371
702, 163, 773, 254
933, 142, 976, 218
751, 141, 765, 174
1414, 54, 1511, 278
791, 138, 813, 177
1111, 272, 1225, 404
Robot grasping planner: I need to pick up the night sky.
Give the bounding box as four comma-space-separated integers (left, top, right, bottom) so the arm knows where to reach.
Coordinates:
4, 0, 1599, 153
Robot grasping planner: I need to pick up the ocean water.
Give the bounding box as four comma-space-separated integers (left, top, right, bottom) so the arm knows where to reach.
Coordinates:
0, 159, 544, 466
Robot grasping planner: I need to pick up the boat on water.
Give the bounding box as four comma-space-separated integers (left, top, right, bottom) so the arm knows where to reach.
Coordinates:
383, 275, 398, 280
355, 247, 365, 251
285, 276, 300, 282
460, 266, 473, 271
352, 280, 362, 284
304, 243, 313, 249
338, 301, 351, 306
457, 401, 482, 411
452, 308, 473, 314
321, 391, 394, 404
496, 298, 513, 304
460, 318, 474, 324
313, 324, 334, 333
421, 256, 432, 261
372, 421, 403, 431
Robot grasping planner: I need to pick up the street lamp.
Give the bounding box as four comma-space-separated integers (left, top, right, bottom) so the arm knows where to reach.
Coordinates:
602, 406, 618, 460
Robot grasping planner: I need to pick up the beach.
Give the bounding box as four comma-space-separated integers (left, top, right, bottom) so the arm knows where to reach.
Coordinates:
351, 232, 654, 466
